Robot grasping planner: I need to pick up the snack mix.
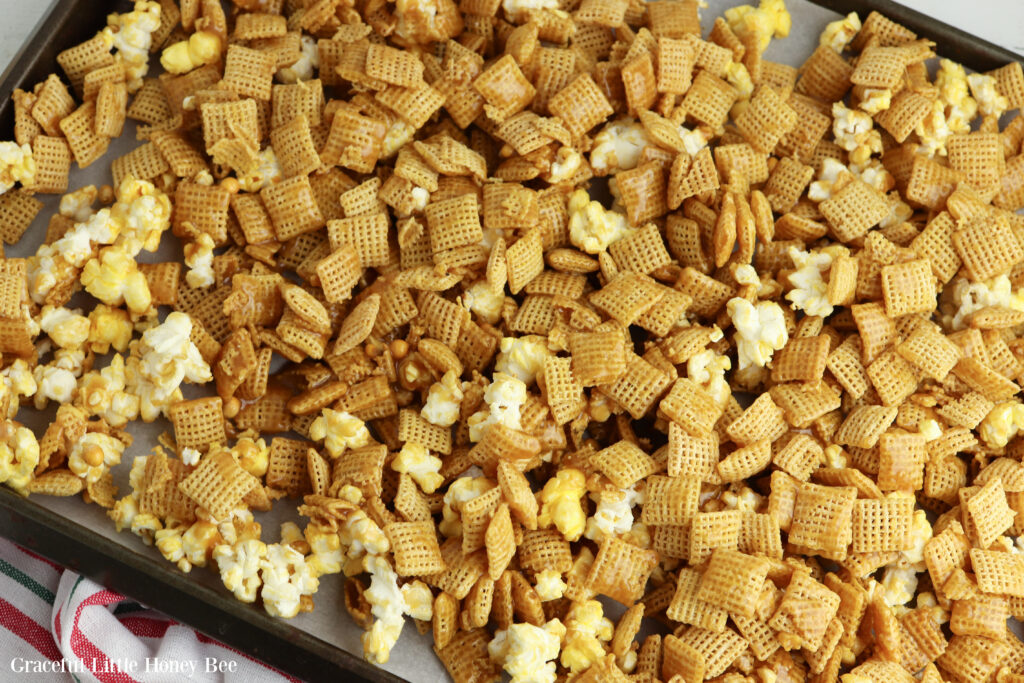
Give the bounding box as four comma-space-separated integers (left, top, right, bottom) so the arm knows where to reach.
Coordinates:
3, 0, 1024, 680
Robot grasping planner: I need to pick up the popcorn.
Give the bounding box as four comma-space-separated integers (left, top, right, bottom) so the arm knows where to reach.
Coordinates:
131, 512, 163, 545
968, 72, 1009, 118
808, 157, 854, 202
876, 565, 917, 613
439, 476, 495, 538
916, 100, 955, 157
724, 0, 792, 53
391, 442, 443, 493
502, 0, 560, 22
687, 349, 732, 406
86, 304, 133, 354
77, 354, 140, 427
0, 141, 35, 195
786, 247, 834, 317
831, 102, 881, 166
589, 120, 650, 175
903, 508, 932, 570
109, 495, 139, 533
68, 432, 127, 484
679, 126, 711, 157
309, 409, 370, 458
488, 620, 566, 683
495, 335, 552, 385
382, 120, 417, 159
124, 312, 213, 421
277, 35, 319, 83
238, 147, 283, 192
400, 580, 434, 621
155, 527, 187, 570
339, 509, 390, 573
81, 247, 152, 314
234, 436, 270, 478
181, 521, 221, 570
979, 401, 1024, 450
560, 600, 614, 673
584, 485, 641, 542
858, 88, 892, 115
422, 370, 465, 428
0, 360, 36, 417
947, 274, 1024, 330
104, 1, 162, 92
214, 539, 267, 603
160, 31, 222, 75
59, 186, 98, 223
39, 306, 90, 349
184, 233, 216, 289
567, 189, 632, 255
0, 426, 40, 495
361, 554, 405, 665
819, 11, 861, 52
33, 364, 77, 408
462, 280, 505, 325
534, 569, 567, 601
727, 298, 788, 370
467, 372, 527, 442
537, 468, 587, 542
547, 147, 582, 184
260, 543, 319, 618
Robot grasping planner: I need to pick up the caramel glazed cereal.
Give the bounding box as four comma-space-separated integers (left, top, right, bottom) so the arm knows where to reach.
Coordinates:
5, 0, 1024, 679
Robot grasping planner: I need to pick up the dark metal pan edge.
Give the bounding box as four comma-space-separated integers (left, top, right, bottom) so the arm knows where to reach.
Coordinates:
808, 0, 1022, 70
0, 487, 401, 683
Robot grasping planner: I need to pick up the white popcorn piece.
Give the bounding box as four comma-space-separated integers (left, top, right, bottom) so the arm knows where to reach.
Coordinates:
495, 335, 552, 385
309, 408, 370, 458
819, 11, 861, 52
213, 539, 267, 603
277, 34, 319, 83
124, 312, 213, 421
260, 543, 319, 618
391, 442, 444, 494
786, 247, 834, 317
462, 280, 505, 325
0, 141, 36, 196
567, 189, 632, 254
104, 1, 162, 92
589, 119, 650, 175
68, 431, 127, 484
727, 298, 788, 370
467, 372, 528, 442
421, 370, 465, 427
488, 619, 566, 683
361, 554, 406, 665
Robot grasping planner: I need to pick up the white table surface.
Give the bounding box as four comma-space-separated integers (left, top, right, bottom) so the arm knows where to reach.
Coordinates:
0, 0, 1021, 72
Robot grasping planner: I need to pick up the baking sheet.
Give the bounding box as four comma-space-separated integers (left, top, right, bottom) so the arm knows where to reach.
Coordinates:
0, 0, 1020, 680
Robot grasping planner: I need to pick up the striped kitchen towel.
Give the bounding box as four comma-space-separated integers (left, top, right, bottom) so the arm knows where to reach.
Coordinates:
0, 537, 298, 682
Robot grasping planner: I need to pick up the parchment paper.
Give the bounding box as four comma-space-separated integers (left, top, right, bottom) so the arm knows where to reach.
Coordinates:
4, 2, 895, 680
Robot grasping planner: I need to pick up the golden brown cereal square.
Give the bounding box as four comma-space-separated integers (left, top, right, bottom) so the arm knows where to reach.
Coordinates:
877, 429, 927, 491
386, 521, 446, 576
548, 73, 614, 138
473, 55, 536, 123
0, 190, 42, 245
954, 214, 1024, 282
168, 397, 226, 454
880, 259, 936, 317
819, 179, 890, 243
220, 45, 276, 100
696, 548, 771, 618
788, 482, 856, 560
586, 535, 658, 605
178, 451, 258, 520
642, 474, 700, 526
